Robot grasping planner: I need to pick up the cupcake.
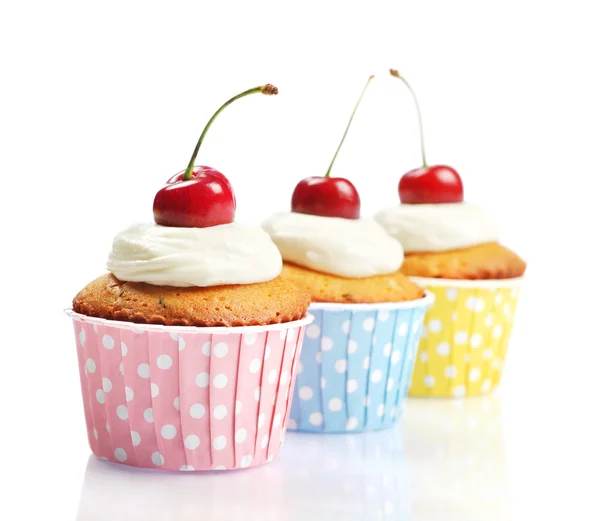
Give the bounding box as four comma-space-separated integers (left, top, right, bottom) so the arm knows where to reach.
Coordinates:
68, 84, 312, 471
375, 70, 526, 398
263, 76, 434, 433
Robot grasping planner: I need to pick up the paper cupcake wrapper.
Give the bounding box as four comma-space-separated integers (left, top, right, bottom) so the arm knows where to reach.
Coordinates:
288, 293, 434, 433
67, 310, 312, 471
408, 277, 522, 398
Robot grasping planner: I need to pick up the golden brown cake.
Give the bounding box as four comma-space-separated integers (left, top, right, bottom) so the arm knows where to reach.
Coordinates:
73, 273, 310, 327
400, 242, 526, 280
280, 262, 425, 304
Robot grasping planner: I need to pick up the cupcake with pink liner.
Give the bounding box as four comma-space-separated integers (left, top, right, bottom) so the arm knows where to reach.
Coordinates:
262, 76, 434, 433
68, 83, 312, 471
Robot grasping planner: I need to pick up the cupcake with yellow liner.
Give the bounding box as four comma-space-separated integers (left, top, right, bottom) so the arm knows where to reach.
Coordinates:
67, 84, 312, 472
263, 76, 434, 433
375, 70, 526, 398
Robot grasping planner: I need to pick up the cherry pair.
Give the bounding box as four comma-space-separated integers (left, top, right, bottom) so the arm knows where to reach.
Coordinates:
153, 73, 463, 228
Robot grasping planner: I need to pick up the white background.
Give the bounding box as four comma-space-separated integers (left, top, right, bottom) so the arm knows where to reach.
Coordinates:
1, 1, 599, 519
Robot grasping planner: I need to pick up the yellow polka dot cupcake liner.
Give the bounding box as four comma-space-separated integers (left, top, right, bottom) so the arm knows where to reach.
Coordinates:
408, 277, 522, 398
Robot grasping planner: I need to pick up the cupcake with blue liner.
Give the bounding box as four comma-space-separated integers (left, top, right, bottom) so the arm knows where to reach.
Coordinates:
263, 76, 434, 433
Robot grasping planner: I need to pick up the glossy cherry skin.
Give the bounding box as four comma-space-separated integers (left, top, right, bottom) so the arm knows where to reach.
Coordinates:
153, 166, 236, 228
291, 176, 361, 219
399, 164, 464, 204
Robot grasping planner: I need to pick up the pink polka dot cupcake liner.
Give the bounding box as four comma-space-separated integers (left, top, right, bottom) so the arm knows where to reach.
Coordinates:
288, 293, 434, 433
67, 310, 312, 471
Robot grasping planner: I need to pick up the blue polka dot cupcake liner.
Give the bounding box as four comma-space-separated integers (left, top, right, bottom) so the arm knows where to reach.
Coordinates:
288, 293, 434, 433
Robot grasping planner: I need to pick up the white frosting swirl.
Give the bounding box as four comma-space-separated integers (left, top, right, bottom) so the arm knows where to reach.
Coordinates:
107, 222, 282, 287
262, 212, 404, 278
375, 202, 498, 253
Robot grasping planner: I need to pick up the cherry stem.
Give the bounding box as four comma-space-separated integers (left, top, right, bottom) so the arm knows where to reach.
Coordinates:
325, 75, 374, 178
390, 69, 427, 167
182, 84, 278, 180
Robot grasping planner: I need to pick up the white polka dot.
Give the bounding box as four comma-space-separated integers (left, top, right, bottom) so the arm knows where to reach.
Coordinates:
363, 356, 371, 369
198, 341, 209, 357
309, 412, 323, 426
299, 386, 313, 400
420, 351, 428, 362
254, 387, 261, 401
157, 354, 172, 370
196, 372, 209, 387
452, 312, 458, 321
213, 405, 228, 420
213, 342, 228, 358
371, 369, 383, 383
93, 428, 98, 440
234, 400, 242, 415
445, 366, 457, 378
446, 288, 458, 300
102, 377, 112, 393
264, 345, 271, 360
180, 465, 195, 471
436, 342, 451, 356
469, 368, 481, 382
387, 378, 395, 391
144, 408, 154, 423
161, 424, 176, 439
268, 369, 277, 384
296, 362, 304, 374
315, 352, 322, 364
453, 385, 466, 397
119, 363, 124, 376
131, 431, 141, 446
185, 434, 200, 450
492, 325, 504, 339
377, 404, 385, 417
334, 359, 347, 373
321, 336, 333, 351
117, 405, 128, 420
213, 436, 227, 450
397, 323, 408, 336
261, 434, 270, 449
120, 341, 127, 357
178, 337, 186, 351
249, 358, 261, 373
235, 428, 247, 443
244, 332, 258, 345
280, 371, 289, 385
482, 379, 492, 392
306, 324, 321, 339
79, 330, 86, 346
382, 343, 392, 357
96, 389, 105, 404
102, 335, 115, 350
466, 296, 485, 312
428, 319, 442, 333
213, 465, 227, 470
114, 448, 127, 462
378, 310, 390, 321
503, 303, 512, 317
173, 396, 180, 411
138, 363, 150, 379
485, 314, 494, 327
240, 455, 253, 468
347, 379, 358, 393
152, 452, 165, 466
363, 317, 375, 331
288, 419, 297, 430
495, 293, 504, 305
345, 417, 358, 430
190, 403, 205, 419
86, 359, 96, 373
483, 348, 493, 360
470, 333, 483, 348
213, 374, 228, 389
341, 320, 350, 334
454, 331, 468, 345
347, 340, 358, 354
424, 375, 435, 388
106, 421, 110, 432
257, 413, 265, 428
329, 397, 343, 412
273, 412, 282, 426
390, 350, 402, 365
151, 383, 160, 398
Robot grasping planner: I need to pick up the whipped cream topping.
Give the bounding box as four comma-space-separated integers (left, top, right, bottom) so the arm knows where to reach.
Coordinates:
262, 212, 404, 278
375, 202, 498, 253
107, 222, 282, 287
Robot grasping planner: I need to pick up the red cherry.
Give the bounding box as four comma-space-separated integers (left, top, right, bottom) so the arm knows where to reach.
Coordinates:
152, 84, 278, 228
292, 176, 360, 219
290, 76, 373, 220
153, 166, 236, 228
399, 165, 463, 204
